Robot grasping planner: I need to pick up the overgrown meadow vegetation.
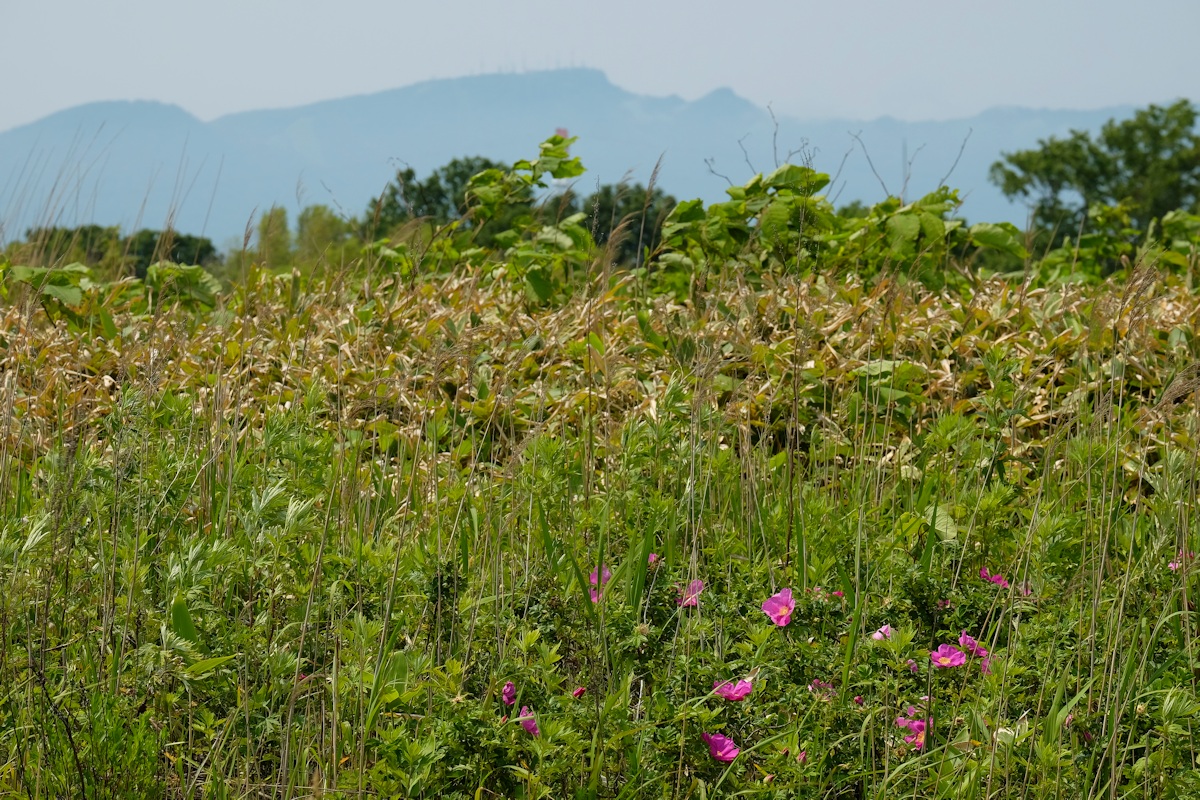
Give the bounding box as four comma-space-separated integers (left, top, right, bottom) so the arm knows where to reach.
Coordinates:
4, 133, 1200, 799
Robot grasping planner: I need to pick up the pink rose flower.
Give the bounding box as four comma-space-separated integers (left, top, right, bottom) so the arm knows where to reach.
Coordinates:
589, 564, 612, 602
761, 588, 795, 626
678, 579, 704, 607
713, 678, 753, 702
930, 644, 967, 668
518, 706, 539, 736
701, 732, 739, 762
980, 567, 1010, 589
958, 631, 988, 658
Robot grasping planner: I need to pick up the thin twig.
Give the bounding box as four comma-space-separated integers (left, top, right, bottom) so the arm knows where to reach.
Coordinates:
849, 131, 891, 197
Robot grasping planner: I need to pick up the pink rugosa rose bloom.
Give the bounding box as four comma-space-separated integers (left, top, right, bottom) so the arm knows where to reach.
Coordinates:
701, 732, 740, 762
589, 565, 612, 586
761, 588, 795, 626
713, 678, 753, 701
930, 644, 967, 668
979, 567, 1010, 589
589, 564, 612, 602
871, 624, 893, 641
678, 579, 704, 607
501, 681, 516, 706
958, 631, 988, 658
518, 706, 539, 736
808, 678, 835, 700
896, 715, 928, 749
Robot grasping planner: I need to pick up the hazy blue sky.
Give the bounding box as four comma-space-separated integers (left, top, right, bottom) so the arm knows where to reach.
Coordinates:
3, 0, 1197, 132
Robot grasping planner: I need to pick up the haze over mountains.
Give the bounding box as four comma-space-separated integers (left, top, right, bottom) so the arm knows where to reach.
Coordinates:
0, 68, 1133, 250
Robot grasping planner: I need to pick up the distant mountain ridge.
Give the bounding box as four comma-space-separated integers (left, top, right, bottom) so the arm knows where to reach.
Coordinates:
0, 68, 1134, 249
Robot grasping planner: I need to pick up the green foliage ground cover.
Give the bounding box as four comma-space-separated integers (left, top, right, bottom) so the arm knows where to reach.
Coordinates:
2, 137, 1200, 798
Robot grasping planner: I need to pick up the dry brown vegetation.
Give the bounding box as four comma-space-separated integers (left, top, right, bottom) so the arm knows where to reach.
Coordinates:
4, 265, 1199, 490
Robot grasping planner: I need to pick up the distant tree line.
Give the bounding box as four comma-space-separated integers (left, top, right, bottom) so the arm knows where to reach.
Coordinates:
6, 102, 1198, 284
7, 225, 219, 279
990, 99, 1200, 246
2, 150, 675, 284
363, 156, 675, 263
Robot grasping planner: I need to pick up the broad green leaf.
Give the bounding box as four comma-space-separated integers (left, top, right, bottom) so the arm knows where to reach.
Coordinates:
145, 262, 220, 308
661, 199, 706, 239
763, 164, 830, 194
97, 307, 119, 340
969, 222, 1029, 259
712, 373, 740, 393
525, 269, 554, 302
536, 135, 586, 180
9, 265, 48, 283
928, 506, 957, 542
533, 225, 573, 250
170, 593, 201, 648
41, 283, 82, 306
184, 655, 236, 677
656, 252, 695, 272
918, 212, 946, 244
759, 197, 793, 239
886, 213, 921, 258
894, 511, 926, 550
873, 386, 917, 403
1160, 249, 1190, 268
853, 359, 903, 377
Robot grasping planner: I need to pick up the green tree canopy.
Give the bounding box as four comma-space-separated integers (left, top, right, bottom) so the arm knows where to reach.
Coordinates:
119, 229, 219, 278
296, 204, 354, 267
569, 182, 677, 267
12, 226, 218, 279
990, 99, 1200, 238
21, 225, 123, 268
256, 206, 292, 269
364, 148, 677, 264
368, 156, 508, 234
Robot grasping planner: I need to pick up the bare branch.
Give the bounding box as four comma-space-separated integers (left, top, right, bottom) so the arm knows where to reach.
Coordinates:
705, 157, 734, 187
737, 135, 756, 175
827, 142, 857, 206
899, 142, 925, 200
849, 130, 891, 197
829, 143, 855, 189
938, 127, 973, 188
768, 104, 781, 169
